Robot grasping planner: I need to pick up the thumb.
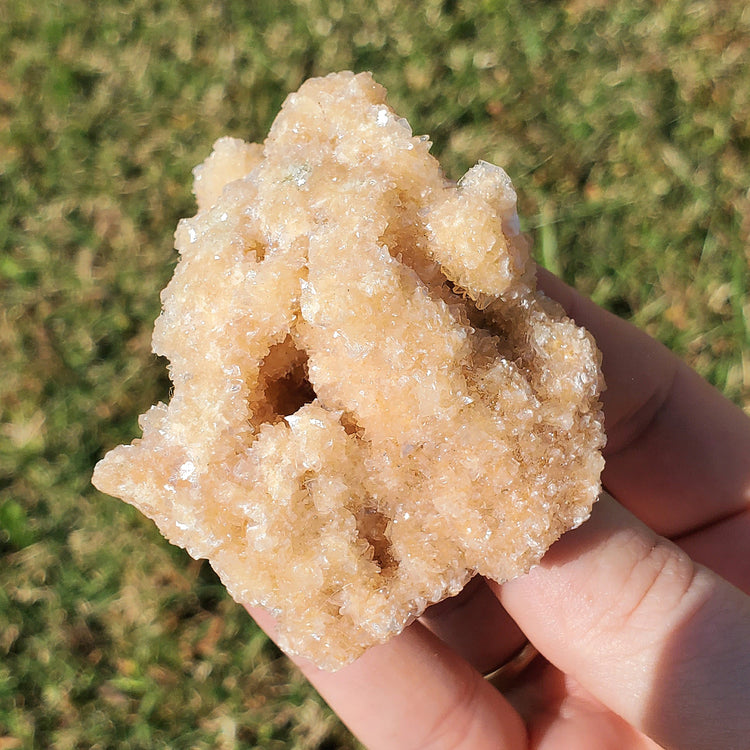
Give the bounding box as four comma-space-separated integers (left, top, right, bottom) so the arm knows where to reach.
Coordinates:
494, 493, 750, 750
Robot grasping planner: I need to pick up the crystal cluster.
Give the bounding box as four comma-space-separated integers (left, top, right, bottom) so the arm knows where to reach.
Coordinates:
93, 72, 605, 670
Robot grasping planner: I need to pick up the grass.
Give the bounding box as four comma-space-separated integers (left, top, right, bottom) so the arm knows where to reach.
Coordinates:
1, 0, 749, 747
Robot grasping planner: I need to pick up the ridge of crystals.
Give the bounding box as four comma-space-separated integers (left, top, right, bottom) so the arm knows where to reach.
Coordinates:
93, 71, 605, 670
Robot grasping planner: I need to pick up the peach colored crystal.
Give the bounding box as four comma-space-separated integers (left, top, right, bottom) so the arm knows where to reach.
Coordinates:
93, 72, 605, 670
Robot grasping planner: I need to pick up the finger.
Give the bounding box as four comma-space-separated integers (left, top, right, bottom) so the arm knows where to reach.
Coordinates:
537, 267, 750, 537
420, 515, 750, 698
249, 607, 527, 750
420, 575, 527, 674
676, 508, 750, 593
495, 493, 750, 750
503, 666, 664, 750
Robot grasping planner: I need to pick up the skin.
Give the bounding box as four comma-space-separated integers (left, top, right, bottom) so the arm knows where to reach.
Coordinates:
248, 268, 750, 750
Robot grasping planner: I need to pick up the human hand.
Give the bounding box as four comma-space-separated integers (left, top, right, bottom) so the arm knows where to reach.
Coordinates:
249, 268, 750, 749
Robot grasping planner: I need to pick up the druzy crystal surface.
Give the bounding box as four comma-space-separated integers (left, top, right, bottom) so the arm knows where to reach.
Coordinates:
93, 72, 605, 670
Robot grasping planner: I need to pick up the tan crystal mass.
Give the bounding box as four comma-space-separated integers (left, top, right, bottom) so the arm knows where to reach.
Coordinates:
93, 71, 605, 670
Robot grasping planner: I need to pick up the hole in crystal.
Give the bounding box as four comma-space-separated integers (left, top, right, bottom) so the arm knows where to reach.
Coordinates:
256, 337, 316, 423
246, 240, 266, 262
265, 365, 316, 419
380, 194, 445, 289
444, 277, 470, 299
355, 506, 398, 575
378, 199, 480, 325
340, 411, 363, 436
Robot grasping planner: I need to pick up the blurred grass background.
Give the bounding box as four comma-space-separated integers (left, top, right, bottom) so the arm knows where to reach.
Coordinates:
1, 0, 749, 747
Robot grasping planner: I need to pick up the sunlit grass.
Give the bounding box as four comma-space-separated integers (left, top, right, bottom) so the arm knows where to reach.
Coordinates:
2, 0, 748, 746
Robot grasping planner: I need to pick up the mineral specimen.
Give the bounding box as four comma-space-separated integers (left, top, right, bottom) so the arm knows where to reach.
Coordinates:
93, 71, 605, 670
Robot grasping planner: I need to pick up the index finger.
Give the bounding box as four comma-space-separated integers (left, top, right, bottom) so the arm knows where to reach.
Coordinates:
248, 607, 526, 750
537, 268, 750, 537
